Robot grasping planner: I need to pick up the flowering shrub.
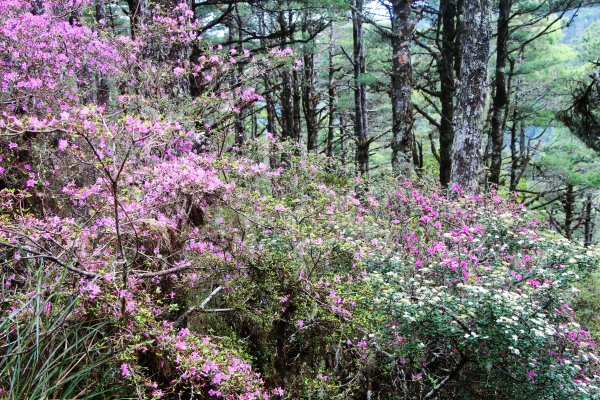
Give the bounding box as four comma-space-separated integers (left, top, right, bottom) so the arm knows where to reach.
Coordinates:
0, 0, 129, 113
1, 113, 599, 398
361, 184, 599, 398
0, 1, 598, 399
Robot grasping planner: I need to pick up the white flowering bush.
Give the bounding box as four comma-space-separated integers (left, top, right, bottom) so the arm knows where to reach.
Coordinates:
359, 183, 599, 399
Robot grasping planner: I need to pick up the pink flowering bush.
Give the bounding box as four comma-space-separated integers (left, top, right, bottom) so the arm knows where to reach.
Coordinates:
1, 112, 599, 398
0, 1, 598, 400
359, 183, 599, 398
0, 0, 129, 113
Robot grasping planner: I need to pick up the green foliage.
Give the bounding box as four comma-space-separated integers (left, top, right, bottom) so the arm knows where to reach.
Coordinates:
576, 269, 600, 340
0, 271, 115, 400
538, 133, 600, 188
578, 19, 600, 63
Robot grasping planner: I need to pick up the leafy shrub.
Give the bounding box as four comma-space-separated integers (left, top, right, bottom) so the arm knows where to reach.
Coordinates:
0, 1, 598, 399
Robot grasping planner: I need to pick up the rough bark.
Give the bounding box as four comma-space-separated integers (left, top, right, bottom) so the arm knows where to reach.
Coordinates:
438, 0, 460, 187
352, 0, 369, 176
390, 0, 415, 177
449, 0, 492, 194
489, 0, 511, 186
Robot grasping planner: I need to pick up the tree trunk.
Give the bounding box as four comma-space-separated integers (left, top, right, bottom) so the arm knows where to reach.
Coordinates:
230, 8, 246, 148
390, 0, 415, 177
292, 69, 302, 143
509, 108, 519, 191
564, 184, 574, 240
449, 0, 492, 195
302, 13, 319, 153
95, 0, 110, 107
258, 9, 278, 141
584, 191, 594, 247
126, 0, 148, 40
95, 0, 106, 22
437, 0, 460, 187
340, 113, 347, 166
278, 10, 296, 141
302, 49, 319, 152
352, 0, 369, 176
488, 0, 511, 187
327, 24, 337, 157
290, 10, 302, 143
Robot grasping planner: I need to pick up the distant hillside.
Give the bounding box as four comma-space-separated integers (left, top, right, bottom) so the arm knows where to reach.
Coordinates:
563, 6, 600, 43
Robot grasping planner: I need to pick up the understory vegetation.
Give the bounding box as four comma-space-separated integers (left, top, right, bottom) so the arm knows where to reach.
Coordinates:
0, 0, 599, 399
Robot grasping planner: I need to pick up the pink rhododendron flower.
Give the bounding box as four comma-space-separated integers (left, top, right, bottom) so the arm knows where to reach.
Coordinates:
120, 364, 130, 377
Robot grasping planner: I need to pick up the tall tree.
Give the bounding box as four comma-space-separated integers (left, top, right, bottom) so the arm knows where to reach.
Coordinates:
390, 0, 415, 176
437, 0, 461, 187
488, 0, 511, 186
229, 7, 247, 147
352, 0, 370, 175
301, 10, 322, 153
449, 0, 492, 194
278, 9, 299, 141
326, 23, 338, 157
